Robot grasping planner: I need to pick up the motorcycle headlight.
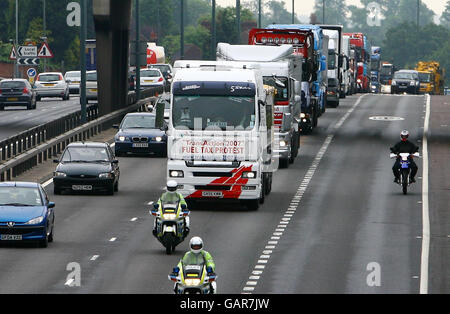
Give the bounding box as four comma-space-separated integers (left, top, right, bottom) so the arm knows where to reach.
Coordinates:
300, 113, 306, 118
54, 171, 66, 178
184, 278, 201, 286
25, 216, 44, 225
99, 172, 113, 179
163, 213, 177, 220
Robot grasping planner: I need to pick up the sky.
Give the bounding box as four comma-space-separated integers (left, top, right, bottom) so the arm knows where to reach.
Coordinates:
216, 0, 447, 17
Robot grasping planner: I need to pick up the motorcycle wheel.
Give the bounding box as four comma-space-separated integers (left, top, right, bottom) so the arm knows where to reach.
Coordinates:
164, 233, 175, 254
401, 170, 409, 195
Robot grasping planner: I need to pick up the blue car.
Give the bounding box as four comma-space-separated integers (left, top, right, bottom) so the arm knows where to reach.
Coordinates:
113, 112, 168, 157
0, 182, 55, 248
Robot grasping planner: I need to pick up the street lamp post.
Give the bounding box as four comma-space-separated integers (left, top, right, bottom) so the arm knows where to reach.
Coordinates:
43, 0, 47, 72
180, 0, 184, 60
212, 0, 216, 60
80, 0, 87, 123
236, 0, 241, 44
135, 0, 141, 101
292, 0, 295, 24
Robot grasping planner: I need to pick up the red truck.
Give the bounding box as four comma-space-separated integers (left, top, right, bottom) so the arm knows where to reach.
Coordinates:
344, 32, 371, 93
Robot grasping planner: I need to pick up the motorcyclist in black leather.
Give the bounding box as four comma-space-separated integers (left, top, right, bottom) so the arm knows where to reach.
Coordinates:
390, 130, 419, 184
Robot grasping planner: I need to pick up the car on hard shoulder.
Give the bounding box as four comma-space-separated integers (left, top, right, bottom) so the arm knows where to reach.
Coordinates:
391, 70, 420, 95
53, 142, 120, 195
0, 182, 55, 248
0, 79, 37, 110
113, 112, 168, 157
34, 72, 70, 101
64, 70, 81, 94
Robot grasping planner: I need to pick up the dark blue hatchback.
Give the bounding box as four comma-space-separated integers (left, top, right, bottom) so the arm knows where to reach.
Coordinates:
0, 182, 55, 248
114, 112, 167, 157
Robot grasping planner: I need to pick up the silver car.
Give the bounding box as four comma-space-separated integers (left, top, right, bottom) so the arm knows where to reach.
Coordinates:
35, 72, 70, 101
64, 71, 81, 94
86, 71, 97, 103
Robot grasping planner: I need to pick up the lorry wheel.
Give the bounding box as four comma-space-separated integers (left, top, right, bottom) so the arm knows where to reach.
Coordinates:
279, 157, 289, 169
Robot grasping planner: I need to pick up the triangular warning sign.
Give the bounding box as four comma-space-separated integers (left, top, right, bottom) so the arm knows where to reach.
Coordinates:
38, 42, 53, 58
9, 46, 17, 60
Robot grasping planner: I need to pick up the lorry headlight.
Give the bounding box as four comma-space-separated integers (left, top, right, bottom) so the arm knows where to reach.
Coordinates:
279, 140, 287, 147
169, 170, 184, 178
242, 171, 257, 179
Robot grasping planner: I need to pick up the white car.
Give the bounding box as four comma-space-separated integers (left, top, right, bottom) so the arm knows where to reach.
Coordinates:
86, 70, 97, 103
139, 68, 165, 89
64, 71, 81, 94
35, 72, 70, 101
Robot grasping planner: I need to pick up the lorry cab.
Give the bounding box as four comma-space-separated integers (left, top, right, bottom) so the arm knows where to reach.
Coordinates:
168, 64, 274, 210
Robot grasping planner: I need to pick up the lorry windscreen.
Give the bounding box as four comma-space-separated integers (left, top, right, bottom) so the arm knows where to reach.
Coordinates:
263, 77, 289, 101
418, 73, 431, 83
381, 66, 392, 76
172, 95, 256, 131
328, 51, 336, 69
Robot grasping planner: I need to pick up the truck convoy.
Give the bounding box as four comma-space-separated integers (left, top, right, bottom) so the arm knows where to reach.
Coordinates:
168, 62, 274, 210
261, 25, 328, 132
344, 32, 371, 93
216, 43, 302, 168
370, 46, 381, 93
415, 61, 446, 95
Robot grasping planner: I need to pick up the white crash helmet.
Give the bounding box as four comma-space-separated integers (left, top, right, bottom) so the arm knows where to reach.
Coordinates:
167, 180, 178, 192
400, 130, 409, 141
189, 236, 203, 254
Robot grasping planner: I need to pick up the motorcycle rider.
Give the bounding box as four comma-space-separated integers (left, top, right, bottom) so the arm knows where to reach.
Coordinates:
171, 236, 217, 294
390, 130, 419, 184
152, 180, 190, 237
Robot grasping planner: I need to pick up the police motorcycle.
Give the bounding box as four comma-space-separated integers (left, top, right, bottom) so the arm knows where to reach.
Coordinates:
390, 152, 420, 195
168, 262, 217, 294
151, 200, 190, 254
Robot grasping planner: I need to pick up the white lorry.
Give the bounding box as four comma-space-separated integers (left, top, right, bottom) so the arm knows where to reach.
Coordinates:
216, 43, 302, 168
168, 62, 274, 210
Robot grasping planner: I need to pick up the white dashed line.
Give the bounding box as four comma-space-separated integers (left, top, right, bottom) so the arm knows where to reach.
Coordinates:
90, 255, 99, 261
241, 95, 366, 294
109, 237, 117, 242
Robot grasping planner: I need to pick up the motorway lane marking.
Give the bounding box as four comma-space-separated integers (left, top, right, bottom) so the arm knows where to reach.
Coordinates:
130, 217, 138, 222
241, 95, 366, 294
90, 255, 99, 261
109, 237, 117, 242
420, 94, 431, 294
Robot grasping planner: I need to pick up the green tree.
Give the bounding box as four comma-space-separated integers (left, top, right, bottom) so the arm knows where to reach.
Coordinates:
313, 0, 349, 26
441, 1, 450, 29
64, 36, 80, 71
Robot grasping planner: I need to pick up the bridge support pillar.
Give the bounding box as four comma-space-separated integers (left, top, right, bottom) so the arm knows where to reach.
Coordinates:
93, 0, 132, 116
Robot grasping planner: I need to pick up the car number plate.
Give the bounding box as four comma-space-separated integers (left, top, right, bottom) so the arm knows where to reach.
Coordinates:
202, 191, 223, 197
132, 143, 149, 148
90, 89, 97, 92
7, 97, 19, 101
44, 84, 54, 87
1, 235, 22, 241
72, 185, 93, 191
144, 80, 154, 83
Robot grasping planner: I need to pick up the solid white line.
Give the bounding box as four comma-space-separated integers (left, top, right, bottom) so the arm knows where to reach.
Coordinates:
42, 178, 53, 188
420, 94, 431, 294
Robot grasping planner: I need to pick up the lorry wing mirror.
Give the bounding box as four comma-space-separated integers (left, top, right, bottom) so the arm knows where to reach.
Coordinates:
338, 55, 344, 68
294, 81, 301, 95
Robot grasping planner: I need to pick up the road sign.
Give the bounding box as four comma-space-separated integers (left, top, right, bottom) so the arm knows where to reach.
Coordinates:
18, 46, 38, 58
38, 42, 54, 58
27, 68, 37, 78
18, 58, 40, 66
9, 46, 17, 60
